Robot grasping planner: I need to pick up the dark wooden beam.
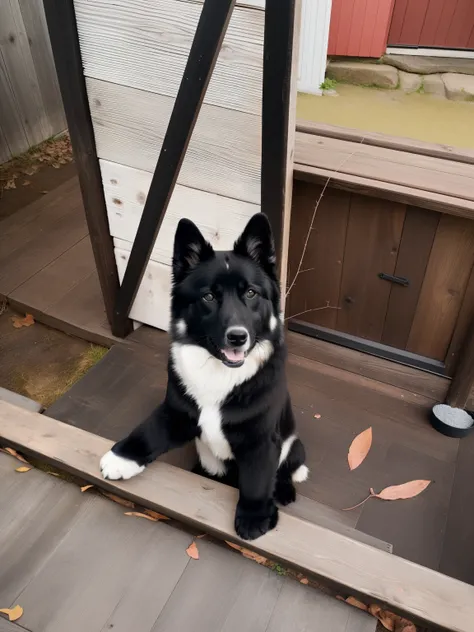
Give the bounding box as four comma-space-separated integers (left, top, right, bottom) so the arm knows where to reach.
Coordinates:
261, 0, 298, 285
112, 0, 236, 337
447, 319, 474, 408
43, 0, 130, 335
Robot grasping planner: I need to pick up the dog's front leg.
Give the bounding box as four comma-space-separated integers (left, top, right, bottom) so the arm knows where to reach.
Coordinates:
100, 403, 196, 480
234, 439, 279, 541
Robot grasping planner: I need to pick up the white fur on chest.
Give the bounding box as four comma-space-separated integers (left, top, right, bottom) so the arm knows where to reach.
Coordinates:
171, 341, 273, 461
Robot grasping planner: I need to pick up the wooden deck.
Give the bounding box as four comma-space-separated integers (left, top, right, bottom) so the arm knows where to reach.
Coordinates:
0, 450, 377, 632
2, 173, 474, 588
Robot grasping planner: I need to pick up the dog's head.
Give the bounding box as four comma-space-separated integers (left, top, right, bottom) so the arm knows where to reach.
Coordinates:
170, 213, 281, 368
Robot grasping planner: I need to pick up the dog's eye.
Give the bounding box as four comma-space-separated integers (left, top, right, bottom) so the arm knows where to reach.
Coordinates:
203, 292, 215, 302
245, 288, 257, 299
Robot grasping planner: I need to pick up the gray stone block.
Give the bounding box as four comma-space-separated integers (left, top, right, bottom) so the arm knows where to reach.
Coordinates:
399, 70, 422, 93
327, 62, 399, 89
442, 73, 474, 101
423, 74, 446, 98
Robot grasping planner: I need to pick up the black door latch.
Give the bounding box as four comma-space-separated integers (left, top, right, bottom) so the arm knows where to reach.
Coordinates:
378, 272, 410, 287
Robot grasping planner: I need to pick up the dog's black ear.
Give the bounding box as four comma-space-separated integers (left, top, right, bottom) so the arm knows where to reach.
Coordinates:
233, 213, 277, 275
172, 218, 214, 283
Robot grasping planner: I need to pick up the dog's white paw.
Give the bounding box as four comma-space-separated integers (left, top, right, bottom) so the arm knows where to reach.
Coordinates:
100, 450, 145, 480
292, 464, 309, 483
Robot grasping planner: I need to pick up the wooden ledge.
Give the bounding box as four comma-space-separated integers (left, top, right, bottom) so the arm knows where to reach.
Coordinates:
294, 125, 474, 219
1, 400, 474, 632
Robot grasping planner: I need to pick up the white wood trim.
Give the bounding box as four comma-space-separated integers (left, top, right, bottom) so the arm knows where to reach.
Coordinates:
297, 0, 332, 95
75, 0, 264, 116
100, 160, 259, 266
87, 78, 261, 205
386, 47, 474, 59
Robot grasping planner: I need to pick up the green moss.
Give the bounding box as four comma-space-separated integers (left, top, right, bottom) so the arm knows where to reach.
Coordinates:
320, 77, 337, 91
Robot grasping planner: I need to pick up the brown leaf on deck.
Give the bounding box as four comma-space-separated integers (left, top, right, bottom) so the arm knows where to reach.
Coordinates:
15, 466, 31, 473
313, 413, 321, 419
4, 178, 16, 190
0, 605, 23, 622
186, 541, 199, 560
11, 313, 35, 328
124, 511, 159, 522
101, 492, 135, 508
143, 509, 169, 521
1, 447, 29, 464
224, 541, 267, 565
22, 180, 31, 186
345, 596, 368, 611
375, 480, 431, 501
348, 427, 372, 470
299, 577, 309, 585
80, 484, 94, 492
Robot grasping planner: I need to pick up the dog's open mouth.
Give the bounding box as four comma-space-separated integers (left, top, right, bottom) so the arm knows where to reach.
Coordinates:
220, 348, 246, 368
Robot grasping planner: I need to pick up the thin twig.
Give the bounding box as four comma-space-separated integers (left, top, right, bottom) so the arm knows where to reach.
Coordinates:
342, 494, 372, 512
284, 302, 340, 322
286, 136, 367, 299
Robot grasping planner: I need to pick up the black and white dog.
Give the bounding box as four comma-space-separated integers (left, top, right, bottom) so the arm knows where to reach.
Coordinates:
100, 213, 308, 540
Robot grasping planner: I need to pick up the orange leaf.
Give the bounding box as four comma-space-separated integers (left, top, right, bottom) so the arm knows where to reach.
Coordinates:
101, 492, 135, 508
144, 509, 169, 521
345, 596, 368, 611
81, 484, 94, 492
368, 605, 396, 631
348, 427, 372, 470
124, 511, 159, 521
11, 313, 35, 329
299, 577, 309, 585
2, 447, 29, 464
186, 541, 199, 560
224, 541, 267, 564
375, 480, 431, 501
0, 605, 23, 622
196, 533, 207, 539
313, 414, 321, 419
15, 466, 31, 473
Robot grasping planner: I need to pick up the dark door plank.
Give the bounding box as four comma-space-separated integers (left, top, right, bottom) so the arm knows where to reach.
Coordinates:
382, 206, 440, 349
407, 215, 474, 360
287, 182, 350, 328
445, 263, 474, 375
336, 195, 405, 342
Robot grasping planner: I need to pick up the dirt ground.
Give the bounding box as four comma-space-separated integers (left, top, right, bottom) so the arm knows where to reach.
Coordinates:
0, 304, 107, 409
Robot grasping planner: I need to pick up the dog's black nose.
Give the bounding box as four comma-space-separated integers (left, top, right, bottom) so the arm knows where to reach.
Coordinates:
226, 327, 248, 347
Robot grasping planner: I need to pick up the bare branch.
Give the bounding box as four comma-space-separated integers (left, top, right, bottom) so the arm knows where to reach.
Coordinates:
286, 136, 367, 299
284, 302, 340, 322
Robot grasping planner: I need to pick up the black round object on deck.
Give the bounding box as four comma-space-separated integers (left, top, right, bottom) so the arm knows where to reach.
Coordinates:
430, 404, 474, 439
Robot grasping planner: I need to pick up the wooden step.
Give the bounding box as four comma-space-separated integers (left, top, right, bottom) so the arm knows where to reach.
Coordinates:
1, 400, 473, 632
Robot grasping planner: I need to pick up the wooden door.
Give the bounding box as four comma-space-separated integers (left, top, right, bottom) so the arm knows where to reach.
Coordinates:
287, 181, 474, 374
388, 0, 474, 49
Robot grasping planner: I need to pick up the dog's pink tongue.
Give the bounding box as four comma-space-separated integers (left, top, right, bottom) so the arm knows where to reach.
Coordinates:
222, 348, 245, 363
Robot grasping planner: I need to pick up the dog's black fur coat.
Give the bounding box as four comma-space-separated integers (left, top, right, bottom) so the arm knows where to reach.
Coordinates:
101, 213, 307, 540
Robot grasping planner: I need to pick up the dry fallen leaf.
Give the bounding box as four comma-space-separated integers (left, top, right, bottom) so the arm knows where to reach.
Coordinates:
345, 596, 368, 611
1, 447, 29, 464
313, 413, 321, 419
101, 492, 135, 508
343, 479, 431, 511
40, 190, 48, 194
144, 509, 169, 521
186, 541, 199, 560
224, 541, 267, 565
376, 480, 431, 501
0, 605, 23, 622
124, 511, 159, 522
48, 472, 60, 477
15, 466, 31, 473
22, 180, 31, 186
81, 484, 94, 492
348, 427, 372, 470
11, 313, 35, 329
299, 577, 309, 585
196, 533, 207, 539
4, 178, 16, 190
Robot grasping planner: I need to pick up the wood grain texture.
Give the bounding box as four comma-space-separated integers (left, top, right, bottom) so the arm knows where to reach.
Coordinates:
447, 319, 474, 408
0, 0, 51, 147
87, 78, 261, 205
445, 264, 474, 375
382, 206, 440, 349
295, 132, 474, 204
287, 181, 349, 328
1, 401, 473, 632
0, 50, 29, 157
336, 195, 405, 341
100, 161, 258, 265
75, 0, 264, 116
407, 215, 474, 360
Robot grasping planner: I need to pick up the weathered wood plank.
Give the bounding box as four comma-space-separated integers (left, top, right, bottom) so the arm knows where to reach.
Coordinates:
100, 160, 258, 266
75, 0, 263, 116
295, 132, 474, 204
0, 42, 29, 157
87, 78, 261, 205
1, 402, 473, 632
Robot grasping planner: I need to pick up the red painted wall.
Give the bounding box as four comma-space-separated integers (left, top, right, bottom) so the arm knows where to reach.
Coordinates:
328, 0, 396, 58
388, 0, 474, 49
